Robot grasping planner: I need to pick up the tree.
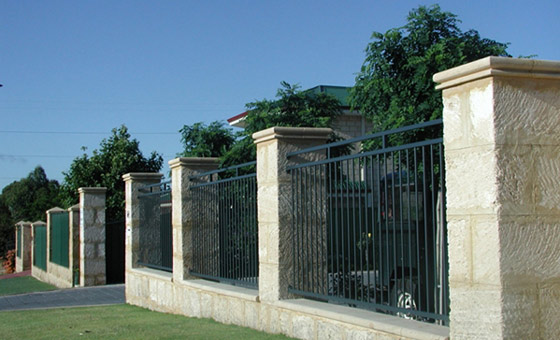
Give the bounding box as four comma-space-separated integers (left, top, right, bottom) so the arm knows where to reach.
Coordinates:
177, 121, 236, 158
1, 166, 61, 222
0, 166, 61, 256
221, 82, 343, 166
351, 5, 509, 142
59, 125, 163, 220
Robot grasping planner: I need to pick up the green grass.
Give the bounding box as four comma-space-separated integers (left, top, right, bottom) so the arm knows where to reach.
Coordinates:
0, 276, 57, 296
0, 304, 294, 340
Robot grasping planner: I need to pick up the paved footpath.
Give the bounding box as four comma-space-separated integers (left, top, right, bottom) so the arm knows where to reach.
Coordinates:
0, 284, 125, 311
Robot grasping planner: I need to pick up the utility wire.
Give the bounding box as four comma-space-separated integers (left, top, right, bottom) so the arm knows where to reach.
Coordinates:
0, 130, 179, 135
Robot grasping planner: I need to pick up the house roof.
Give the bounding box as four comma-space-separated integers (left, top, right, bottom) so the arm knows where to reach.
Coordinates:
227, 85, 352, 128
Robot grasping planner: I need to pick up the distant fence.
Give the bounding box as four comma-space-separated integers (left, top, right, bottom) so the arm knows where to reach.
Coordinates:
33, 224, 47, 271
138, 181, 172, 272
287, 120, 449, 324
50, 211, 70, 268
189, 162, 258, 288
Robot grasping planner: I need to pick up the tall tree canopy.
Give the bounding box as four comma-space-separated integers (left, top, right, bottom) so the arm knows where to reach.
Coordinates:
59, 125, 163, 220
351, 5, 509, 136
1, 166, 61, 222
178, 82, 343, 168
0, 166, 61, 255
223, 82, 343, 166
178, 121, 236, 158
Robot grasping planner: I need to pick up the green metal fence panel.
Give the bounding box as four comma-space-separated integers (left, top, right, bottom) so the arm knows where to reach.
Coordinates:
287, 120, 449, 325
106, 219, 125, 284
50, 212, 70, 267
16, 226, 21, 258
138, 181, 172, 272
33, 225, 47, 270
189, 161, 258, 288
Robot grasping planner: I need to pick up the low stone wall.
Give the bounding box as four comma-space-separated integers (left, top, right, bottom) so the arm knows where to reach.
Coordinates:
126, 268, 449, 340
32, 262, 73, 288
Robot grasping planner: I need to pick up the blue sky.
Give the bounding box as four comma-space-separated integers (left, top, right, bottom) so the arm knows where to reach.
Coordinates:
1, 0, 559, 191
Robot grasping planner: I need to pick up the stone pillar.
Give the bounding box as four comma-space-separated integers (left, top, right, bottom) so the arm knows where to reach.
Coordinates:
15, 221, 32, 272
434, 57, 560, 339
169, 157, 220, 282
122, 173, 163, 274
78, 187, 107, 286
253, 127, 331, 302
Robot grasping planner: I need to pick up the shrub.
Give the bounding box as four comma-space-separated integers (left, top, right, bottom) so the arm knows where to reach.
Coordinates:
2, 249, 15, 274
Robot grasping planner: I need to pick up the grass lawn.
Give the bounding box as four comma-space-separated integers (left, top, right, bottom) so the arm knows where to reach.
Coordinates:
0, 276, 57, 296
0, 304, 294, 340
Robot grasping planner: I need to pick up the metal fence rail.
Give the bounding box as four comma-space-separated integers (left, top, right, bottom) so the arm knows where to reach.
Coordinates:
287, 120, 449, 324
138, 180, 172, 272
189, 162, 258, 288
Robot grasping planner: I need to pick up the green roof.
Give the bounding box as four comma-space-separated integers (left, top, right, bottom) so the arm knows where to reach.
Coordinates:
303, 85, 351, 107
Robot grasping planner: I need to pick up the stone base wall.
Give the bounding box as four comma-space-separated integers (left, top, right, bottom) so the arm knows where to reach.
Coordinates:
32, 262, 73, 288
126, 268, 449, 340
16, 258, 24, 273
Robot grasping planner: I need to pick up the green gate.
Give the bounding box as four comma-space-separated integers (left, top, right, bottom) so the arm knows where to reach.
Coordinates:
106, 219, 125, 284
50, 212, 69, 267
33, 224, 47, 270
16, 225, 22, 258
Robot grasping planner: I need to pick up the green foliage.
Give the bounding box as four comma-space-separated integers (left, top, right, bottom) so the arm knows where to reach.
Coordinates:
1, 166, 61, 222
0, 167, 60, 256
351, 5, 509, 142
221, 82, 343, 166
178, 121, 236, 158
59, 125, 163, 220
0, 198, 14, 257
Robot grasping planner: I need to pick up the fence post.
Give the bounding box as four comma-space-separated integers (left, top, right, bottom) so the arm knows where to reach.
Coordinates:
123, 173, 163, 274
169, 157, 220, 282
253, 127, 331, 302
78, 187, 107, 286
434, 57, 560, 339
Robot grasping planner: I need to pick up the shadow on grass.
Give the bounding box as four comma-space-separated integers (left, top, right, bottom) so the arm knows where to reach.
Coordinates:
0, 276, 57, 296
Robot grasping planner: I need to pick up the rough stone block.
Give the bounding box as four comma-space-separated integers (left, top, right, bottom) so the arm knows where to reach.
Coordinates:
292, 315, 315, 340
450, 286, 503, 339
534, 146, 560, 215
259, 263, 280, 302
501, 286, 539, 339
445, 147, 498, 215
494, 77, 560, 147
343, 328, 377, 340
200, 292, 213, 319
539, 282, 560, 339
499, 218, 560, 283
471, 217, 501, 285
446, 217, 472, 284
244, 301, 260, 330
317, 320, 342, 340
442, 78, 495, 151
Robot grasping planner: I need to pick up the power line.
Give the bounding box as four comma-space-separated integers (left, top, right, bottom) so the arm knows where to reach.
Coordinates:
0, 154, 75, 159
0, 130, 179, 135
